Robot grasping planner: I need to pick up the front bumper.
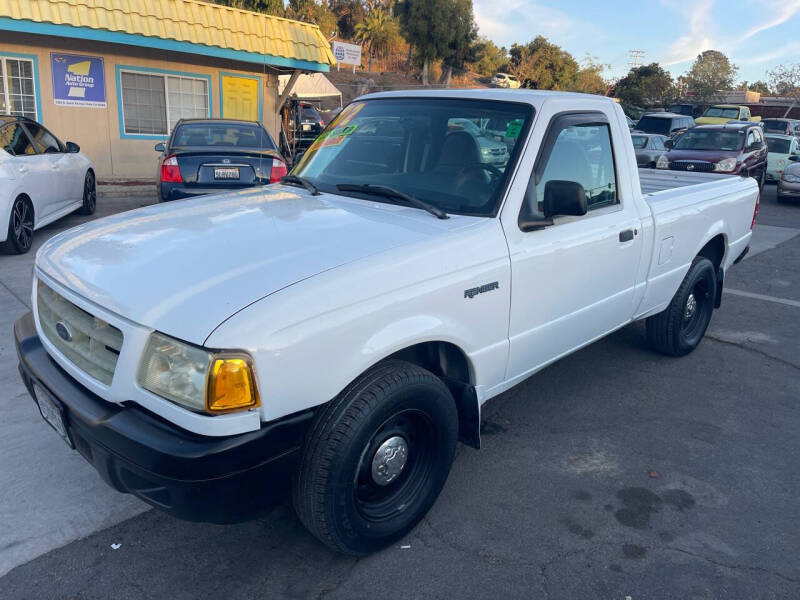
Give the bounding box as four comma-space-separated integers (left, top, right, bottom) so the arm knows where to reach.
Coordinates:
778, 180, 800, 197
14, 312, 313, 523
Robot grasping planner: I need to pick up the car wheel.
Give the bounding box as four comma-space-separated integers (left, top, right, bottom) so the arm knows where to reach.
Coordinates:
646, 256, 717, 357
77, 171, 96, 215
1, 196, 34, 255
292, 360, 459, 556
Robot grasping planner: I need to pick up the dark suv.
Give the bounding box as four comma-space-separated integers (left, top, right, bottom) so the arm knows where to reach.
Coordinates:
635, 112, 695, 136
658, 123, 768, 188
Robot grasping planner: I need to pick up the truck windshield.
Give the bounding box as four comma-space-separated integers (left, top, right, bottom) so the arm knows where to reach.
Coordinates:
703, 107, 740, 119
674, 130, 745, 151
291, 98, 533, 217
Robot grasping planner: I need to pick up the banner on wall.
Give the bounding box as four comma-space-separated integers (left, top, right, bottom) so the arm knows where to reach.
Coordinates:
51, 53, 106, 108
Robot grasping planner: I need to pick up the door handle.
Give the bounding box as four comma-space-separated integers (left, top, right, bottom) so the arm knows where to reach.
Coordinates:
619, 229, 635, 243
18, 166, 28, 174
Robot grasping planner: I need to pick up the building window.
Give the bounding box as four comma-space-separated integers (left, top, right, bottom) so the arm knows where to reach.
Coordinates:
0, 56, 38, 119
120, 70, 209, 136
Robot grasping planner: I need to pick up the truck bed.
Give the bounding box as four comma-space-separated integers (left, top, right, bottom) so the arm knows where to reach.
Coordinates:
638, 168, 737, 195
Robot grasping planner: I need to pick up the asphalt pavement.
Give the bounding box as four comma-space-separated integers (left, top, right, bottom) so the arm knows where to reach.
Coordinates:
1, 186, 799, 599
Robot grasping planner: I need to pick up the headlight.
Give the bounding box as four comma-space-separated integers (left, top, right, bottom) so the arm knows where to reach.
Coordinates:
714, 158, 738, 172
138, 332, 259, 413
656, 155, 669, 169
481, 147, 491, 155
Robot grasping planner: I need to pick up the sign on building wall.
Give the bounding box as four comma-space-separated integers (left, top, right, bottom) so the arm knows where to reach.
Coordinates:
331, 41, 362, 67
51, 53, 106, 108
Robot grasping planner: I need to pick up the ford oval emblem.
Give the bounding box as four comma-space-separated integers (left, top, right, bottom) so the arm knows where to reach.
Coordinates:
222, 158, 231, 164
55, 321, 72, 342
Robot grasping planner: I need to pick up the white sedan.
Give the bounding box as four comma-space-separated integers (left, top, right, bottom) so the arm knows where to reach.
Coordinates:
0, 116, 95, 254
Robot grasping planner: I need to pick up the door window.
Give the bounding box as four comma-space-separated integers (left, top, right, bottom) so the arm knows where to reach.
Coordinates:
22, 121, 62, 153
521, 113, 618, 225
0, 122, 36, 155
652, 137, 665, 150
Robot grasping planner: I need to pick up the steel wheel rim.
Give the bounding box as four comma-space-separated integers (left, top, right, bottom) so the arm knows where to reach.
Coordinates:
354, 409, 436, 522
12, 199, 33, 250
681, 278, 711, 339
84, 173, 96, 211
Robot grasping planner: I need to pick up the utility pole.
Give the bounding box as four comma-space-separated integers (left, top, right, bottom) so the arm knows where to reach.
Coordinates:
628, 50, 646, 69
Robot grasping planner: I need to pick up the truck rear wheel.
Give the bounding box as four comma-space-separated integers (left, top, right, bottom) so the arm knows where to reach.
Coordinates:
646, 256, 717, 357
292, 360, 459, 555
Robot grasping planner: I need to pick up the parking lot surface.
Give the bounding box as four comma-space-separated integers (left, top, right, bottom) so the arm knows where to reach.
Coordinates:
1, 187, 799, 599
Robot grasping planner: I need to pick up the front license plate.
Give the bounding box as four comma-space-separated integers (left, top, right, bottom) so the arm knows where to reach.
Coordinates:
33, 383, 73, 448
302, 124, 311, 131
214, 167, 240, 180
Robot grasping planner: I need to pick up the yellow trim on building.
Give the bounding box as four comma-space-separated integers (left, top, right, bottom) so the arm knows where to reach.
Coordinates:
0, 0, 336, 68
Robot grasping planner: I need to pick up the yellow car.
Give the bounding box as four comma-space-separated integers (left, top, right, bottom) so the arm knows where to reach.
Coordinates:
695, 105, 761, 125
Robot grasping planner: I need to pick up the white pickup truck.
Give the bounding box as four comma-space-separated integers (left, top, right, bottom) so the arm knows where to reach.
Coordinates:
15, 90, 758, 555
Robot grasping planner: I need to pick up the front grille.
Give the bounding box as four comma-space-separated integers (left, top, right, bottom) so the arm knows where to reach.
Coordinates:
37, 282, 123, 385
669, 160, 714, 173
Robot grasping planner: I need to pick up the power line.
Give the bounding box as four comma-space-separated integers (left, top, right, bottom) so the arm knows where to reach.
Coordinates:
628, 50, 646, 69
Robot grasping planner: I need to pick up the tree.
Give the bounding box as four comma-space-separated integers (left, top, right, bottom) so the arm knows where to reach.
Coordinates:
329, 0, 367, 39
286, 1, 338, 38
508, 36, 579, 90
211, 0, 283, 15
768, 63, 800, 117
571, 56, 610, 95
614, 62, 678, 107
395, 0, 461, 85
469, 37, 508, 78
354, 9, 400, 72
684, 50, 738, 103
439, 0, 479, 87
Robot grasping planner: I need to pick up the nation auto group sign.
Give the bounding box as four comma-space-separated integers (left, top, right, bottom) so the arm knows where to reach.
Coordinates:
51, 53, 106, 108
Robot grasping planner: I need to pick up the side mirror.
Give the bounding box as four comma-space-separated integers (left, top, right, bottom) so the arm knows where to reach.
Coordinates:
154, 142, 166, 153
543, 180, 588, 219
664, 139, 674, 149
789, 155, 800, 162
65, 141, 80, 153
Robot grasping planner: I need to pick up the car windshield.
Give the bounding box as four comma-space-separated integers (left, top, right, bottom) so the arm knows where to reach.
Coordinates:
636, 116, 671, 135
767, 137, 792, 154
668, 105, 690, 115
631, 135, 648, 149
763, 120, 788, 133
673, 130, 745, 151
291, 98, 533, 217
493, 74, 507, 79
172, 123, 275, 149
703, 107, 740, 119
301, 105, 321, 121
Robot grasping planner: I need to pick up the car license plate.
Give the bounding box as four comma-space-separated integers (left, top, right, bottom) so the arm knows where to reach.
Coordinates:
302, 124, 311, 131
214, 167, 240, 180
33, 383, 73, 448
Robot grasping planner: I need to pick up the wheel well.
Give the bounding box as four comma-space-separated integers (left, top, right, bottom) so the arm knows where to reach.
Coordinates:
698, 234, 725, 271
386, 341, 480, 449
697, 234, 725, 308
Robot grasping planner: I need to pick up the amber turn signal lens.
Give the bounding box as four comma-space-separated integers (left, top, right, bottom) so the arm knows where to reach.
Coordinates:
206, 357, 259, 413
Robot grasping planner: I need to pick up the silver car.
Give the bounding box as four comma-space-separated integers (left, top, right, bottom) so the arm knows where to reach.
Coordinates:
778, 156, 800, 202
632, 133, 669, 168
448, 118, 509, 168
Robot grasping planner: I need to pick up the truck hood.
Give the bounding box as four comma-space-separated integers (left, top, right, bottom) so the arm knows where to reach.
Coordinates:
36, 186, 465, 344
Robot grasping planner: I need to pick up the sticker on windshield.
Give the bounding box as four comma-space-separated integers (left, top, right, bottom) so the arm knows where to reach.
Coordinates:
505, 120, 523, 138
317, 124, 358, 148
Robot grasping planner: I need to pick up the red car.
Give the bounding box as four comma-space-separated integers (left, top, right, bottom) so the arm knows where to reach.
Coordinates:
659, 123, 768, 189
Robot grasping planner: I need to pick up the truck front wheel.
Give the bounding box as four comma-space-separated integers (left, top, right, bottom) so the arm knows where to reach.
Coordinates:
646, 256, 717, 356
292, 360, 459, 555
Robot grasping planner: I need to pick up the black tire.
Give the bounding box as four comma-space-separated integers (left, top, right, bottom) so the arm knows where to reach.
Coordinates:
1, 196, 34, 255
292, 360, 459, 555
646, 256, 717, 357
77, 170, 96, 215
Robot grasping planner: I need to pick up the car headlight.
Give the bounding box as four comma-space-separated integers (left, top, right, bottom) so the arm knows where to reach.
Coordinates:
656, 155, 669, 169
138, 332, 259, 414
714, 158, 738, 172
481, 147, 490, 155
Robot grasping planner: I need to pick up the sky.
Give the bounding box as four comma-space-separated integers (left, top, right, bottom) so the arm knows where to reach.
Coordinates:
472, 0, 800, 83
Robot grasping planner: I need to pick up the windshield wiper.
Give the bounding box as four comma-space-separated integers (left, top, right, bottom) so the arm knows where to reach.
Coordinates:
281, 174, 320, 196
336, 184, 448, 219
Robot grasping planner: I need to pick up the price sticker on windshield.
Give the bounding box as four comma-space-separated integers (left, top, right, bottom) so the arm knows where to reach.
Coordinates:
317, 124, 358, 148
505, 120, 523, 139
